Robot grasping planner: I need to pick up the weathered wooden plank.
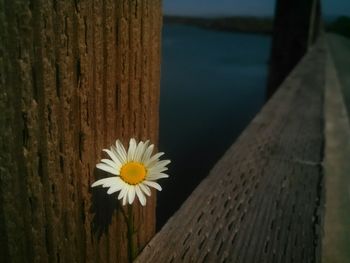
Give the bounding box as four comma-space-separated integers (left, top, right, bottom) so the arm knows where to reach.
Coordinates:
322, 34, 350, 263
136, 38, 326, 263
0, 0, 162, 262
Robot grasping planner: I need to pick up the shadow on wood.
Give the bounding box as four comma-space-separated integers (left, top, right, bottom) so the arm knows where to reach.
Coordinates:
90, 170, 120, 239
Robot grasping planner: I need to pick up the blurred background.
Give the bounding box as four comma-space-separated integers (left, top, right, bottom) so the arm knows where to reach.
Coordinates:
156, 0, 350, 228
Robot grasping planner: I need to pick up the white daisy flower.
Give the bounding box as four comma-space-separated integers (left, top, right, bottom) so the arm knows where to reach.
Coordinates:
91, 138, 170, 206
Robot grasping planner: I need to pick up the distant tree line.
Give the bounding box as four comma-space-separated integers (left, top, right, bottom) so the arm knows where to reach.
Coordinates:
163, 15, 273, 35
164, 15, 350, 39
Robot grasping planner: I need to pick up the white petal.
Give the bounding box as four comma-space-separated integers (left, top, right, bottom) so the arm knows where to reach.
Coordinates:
135, 185, 146, 206
102, 149, 122, 167
149, 166, 168, 174
138, 141, 149, 163
145, 152, 165, 167
106, 178, 125, 194
122, 193, 127, 206
143, 180, 162, 191
107, 185, 122, 194
115, 140, 127, 163
128, 186, 136, 204
118, 186, 127, 200
111, 146, 127, 166
134, 141, 145, 162
101, 158, 120, 171
139, 183, 151, 196
96, 163, 118, 175
151, 160, 171, 170
91, 177, 117, 188
102, 179, 118, 188
127, 138, 137, 161
141, 140, 149, 158
147, 173, 169, 180
142, 144, 154, 163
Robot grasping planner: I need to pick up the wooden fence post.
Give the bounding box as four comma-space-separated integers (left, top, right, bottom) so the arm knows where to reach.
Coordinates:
0, 0, 162, 262
266, 0, 321, 98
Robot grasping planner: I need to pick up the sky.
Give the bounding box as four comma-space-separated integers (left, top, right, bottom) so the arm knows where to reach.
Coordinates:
163, 0, 350, 17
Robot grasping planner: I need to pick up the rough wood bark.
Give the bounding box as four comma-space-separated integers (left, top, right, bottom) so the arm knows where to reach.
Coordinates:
266, 0, 321, 99
0, 0, 162, 262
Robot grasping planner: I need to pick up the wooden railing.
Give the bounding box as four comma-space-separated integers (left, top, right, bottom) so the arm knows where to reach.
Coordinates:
322, 33, 350, 263
136, 37, 327, 262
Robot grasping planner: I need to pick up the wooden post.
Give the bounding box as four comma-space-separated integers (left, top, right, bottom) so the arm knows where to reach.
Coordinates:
266, 0, 321, 99
0, 0, 162, 262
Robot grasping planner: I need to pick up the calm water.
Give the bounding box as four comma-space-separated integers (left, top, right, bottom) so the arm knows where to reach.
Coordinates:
157, 24, 271, 227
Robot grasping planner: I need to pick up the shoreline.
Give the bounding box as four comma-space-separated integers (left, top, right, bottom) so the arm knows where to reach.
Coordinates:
163, 15, 274, 35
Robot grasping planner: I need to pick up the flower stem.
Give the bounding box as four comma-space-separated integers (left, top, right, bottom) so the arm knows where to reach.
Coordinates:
127, 205, 136, 262
119, 203, 136, 263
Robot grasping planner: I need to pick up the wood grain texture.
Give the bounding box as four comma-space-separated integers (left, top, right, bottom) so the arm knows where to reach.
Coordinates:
136, 38, 326, 263
0, 0, 162, 262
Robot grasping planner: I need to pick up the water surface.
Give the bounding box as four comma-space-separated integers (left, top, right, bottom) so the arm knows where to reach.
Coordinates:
157, 24, 271, 227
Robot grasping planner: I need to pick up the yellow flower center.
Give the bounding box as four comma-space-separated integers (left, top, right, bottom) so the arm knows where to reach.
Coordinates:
120, 162, 147, 185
